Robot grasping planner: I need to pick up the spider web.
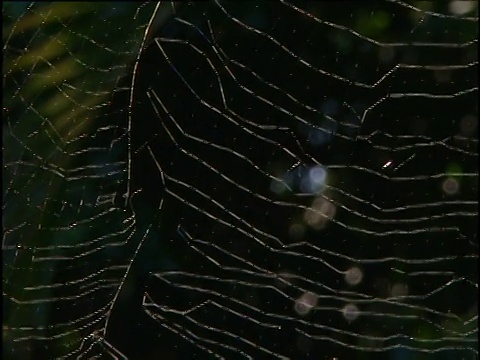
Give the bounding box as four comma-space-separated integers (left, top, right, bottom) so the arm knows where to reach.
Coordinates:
3, 1, 478, 359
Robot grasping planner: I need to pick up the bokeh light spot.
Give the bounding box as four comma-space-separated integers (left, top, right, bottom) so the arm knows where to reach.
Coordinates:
344, 266, 363, 286
442, 177, 460, 196
390, 283, 409, 298
304, 197, 336, 230
342, 303, 360, 322
294, 292, 318, 316
449, 0, 477, 15
300, 166, 327, 194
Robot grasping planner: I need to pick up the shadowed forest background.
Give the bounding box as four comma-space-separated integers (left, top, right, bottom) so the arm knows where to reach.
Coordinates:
3, 1, 478, 359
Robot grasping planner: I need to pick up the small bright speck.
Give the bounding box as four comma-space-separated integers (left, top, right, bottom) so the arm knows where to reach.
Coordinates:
382, 161, 392, 169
